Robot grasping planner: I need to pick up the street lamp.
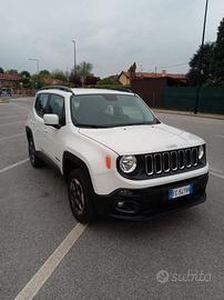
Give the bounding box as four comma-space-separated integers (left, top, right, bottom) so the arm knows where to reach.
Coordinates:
194, 0, 209, 114
71, 40, 76, 75
28, 58, 40, 74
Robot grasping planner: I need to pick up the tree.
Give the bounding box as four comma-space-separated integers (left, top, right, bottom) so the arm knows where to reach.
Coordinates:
214, 17, 224, 82
128, 62, 137, 82
84, 75, 100, 85
31, 74, 43, 89
39, 70, 51, 78
69, 73, 82, 87
97, 77, 115, 85
75, 61, 93, 86
20, 71, 31, 88
187, 17, 224, 86
6, 69, 18, 74
52, 70, 68, 82
187, 42, 215, 85
0, 67, 4, 73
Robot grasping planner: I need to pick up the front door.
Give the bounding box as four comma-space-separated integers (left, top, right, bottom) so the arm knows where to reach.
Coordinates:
42, 93, 66, 168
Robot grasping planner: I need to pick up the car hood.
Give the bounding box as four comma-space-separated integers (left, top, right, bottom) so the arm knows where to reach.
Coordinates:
78, 123, 204, 155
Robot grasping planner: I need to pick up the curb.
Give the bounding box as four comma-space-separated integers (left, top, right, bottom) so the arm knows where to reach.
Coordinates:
8, 97, 34, 101
153, 109, 224, 121
0, 98, 9, 104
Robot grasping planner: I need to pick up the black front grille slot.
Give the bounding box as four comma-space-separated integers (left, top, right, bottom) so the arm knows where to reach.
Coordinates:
178, 150, 185, 169
145, 155, 153, 175
154, 154, 162, 174
185, 149, 192, 168
192, 148, 198, 166
163, 152, 170, 172
171, 151, 178, 171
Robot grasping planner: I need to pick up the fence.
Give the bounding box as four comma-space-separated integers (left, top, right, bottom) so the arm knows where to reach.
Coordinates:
132, 78, 167, 107
161, 87, 224, 114
132, 79, 224, 114
13, 89, 37, 96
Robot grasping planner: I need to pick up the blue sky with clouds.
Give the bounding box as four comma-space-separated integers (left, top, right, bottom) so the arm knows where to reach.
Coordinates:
0, 0, 223, 77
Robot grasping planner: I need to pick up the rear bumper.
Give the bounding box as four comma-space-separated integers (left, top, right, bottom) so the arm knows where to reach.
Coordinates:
94, 173, 209, 220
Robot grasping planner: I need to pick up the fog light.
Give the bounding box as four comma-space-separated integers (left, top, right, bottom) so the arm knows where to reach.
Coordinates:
117, 201, 124, 208
115, 200, 139, 214
118, 189, 133, 197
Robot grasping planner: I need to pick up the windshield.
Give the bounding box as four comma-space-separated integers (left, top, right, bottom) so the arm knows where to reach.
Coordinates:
70, 93, 159, 128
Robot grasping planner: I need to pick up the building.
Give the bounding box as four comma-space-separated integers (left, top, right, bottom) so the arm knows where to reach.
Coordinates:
0, 73, 20, 88
118, 71, 186, 86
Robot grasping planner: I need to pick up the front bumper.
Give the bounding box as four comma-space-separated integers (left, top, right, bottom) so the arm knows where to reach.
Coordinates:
94, 173, 208, 220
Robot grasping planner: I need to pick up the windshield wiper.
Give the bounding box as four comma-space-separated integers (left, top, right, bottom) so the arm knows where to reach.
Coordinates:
122, 121, 156, 126
77, 124, 109, 128
77, 121, 160, 129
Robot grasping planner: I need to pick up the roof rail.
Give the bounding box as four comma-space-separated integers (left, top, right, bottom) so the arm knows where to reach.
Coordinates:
108, 87, 133, 93
40, 85, 75, 94
90, 86, 133, 93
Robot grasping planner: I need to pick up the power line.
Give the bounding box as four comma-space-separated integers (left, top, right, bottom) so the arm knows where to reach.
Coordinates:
160, 63, 188, 69
146, 62, 188, 73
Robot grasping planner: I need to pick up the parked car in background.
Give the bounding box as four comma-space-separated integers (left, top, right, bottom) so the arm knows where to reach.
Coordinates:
0, 87, 13, 97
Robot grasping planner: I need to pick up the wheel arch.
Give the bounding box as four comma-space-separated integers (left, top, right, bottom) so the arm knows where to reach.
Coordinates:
62, 151, 94, 188
25, 126, 33, 141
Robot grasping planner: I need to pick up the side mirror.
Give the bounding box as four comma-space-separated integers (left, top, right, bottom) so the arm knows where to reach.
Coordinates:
43, 114, 59, 127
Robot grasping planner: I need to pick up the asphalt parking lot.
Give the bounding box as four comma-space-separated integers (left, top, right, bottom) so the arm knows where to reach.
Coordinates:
0, 97, 224, 300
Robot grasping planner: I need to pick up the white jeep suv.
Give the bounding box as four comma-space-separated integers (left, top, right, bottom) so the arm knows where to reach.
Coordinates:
26, 86, 209, 223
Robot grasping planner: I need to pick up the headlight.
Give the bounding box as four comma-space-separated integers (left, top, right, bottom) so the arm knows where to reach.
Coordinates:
198, 145, 204, 160
119, 155, 137, 173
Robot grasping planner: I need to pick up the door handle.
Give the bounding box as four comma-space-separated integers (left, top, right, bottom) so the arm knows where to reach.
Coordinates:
43, 128, 48, 133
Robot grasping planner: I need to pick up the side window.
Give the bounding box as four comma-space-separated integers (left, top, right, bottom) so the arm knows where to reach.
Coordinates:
35, 94, 48, 117
46, 94, 65, 126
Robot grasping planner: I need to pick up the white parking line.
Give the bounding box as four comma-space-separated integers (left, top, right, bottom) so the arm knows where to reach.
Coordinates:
0, 159, 29, 174
210, 171, 224, 180
215, 134, 224, 139
0, 121, 25, 127
0, 114, 27, 119
14, 223, 87, 300
10, 97, 33, 102
0, 133, 25, 141
10, 102, 31, 112
210, 167, 224, 175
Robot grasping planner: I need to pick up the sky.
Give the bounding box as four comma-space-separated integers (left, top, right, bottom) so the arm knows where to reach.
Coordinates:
0, 0, 223, 77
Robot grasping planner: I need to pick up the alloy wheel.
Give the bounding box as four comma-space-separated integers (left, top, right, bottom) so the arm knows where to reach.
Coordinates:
70, 178, 85, 215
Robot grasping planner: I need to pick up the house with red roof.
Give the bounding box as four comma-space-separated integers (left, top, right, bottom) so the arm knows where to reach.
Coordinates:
118, 70, 186, 86
0, 73, 20, 88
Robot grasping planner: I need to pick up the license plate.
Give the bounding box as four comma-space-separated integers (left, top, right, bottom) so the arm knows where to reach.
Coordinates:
168, 183, 193, 200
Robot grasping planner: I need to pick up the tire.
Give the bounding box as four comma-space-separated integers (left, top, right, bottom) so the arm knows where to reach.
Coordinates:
68, 169, 97, 223
28, 136, 43, 168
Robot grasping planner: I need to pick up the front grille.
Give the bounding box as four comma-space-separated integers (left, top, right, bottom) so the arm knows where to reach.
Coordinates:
145, 147, 200, 176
